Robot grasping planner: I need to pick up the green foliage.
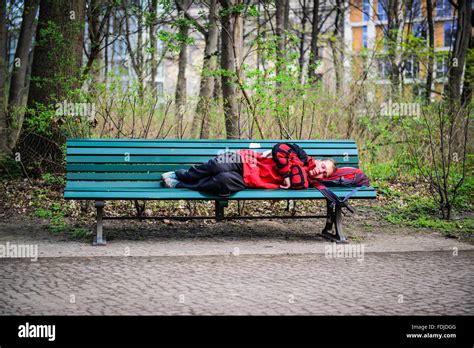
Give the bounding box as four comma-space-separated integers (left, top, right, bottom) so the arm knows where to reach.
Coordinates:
372, 171, 473, 239
247, 4, 259, 17
0, 155, 23, 179
24, 104, 56, 137
455, 174, 474, 211
41, 173, 65, 186
70, 227, 92, 239
385, 207, 473, 238
35, 202, 66, 234
34, 198, 92, 238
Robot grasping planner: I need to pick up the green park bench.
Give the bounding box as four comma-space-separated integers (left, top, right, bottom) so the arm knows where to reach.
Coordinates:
64, 139, 376, 245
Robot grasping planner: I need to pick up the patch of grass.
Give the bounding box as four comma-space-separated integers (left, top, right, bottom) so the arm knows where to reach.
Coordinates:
364, 162, 399, 182
35, 208, 53, 219
69, 227, 92, 239
35, 205, 90, 236
370, 168, 473, 240
371, 181, 401, 198
386, 212, 473, 238
349, 235, 364, 243
361, 221, 374, 232
41, 173, 65, 187
35, 202, 67, 234
383, 195, 473, 239
454, 175, 474, 211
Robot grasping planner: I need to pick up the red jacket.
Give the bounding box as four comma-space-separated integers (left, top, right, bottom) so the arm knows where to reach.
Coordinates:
237, 147, 315, 189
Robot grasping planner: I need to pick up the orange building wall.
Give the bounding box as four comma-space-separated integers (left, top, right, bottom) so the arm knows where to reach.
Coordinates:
353, 27, 363, 51
350, 0, 363, 22
435, 22, 444, 48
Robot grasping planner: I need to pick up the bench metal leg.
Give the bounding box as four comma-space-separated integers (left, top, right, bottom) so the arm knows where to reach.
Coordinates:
215, 200, 227, 221
322, 201, 334, 234
321, 201, 347, 244
93, 201, 106, 246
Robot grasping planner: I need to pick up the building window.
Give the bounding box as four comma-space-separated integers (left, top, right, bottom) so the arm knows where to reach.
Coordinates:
115, 38, 128, 59
377, 0, 388, 21
156, 81, 164, 95
363, 0, 370, 21
404, 58, 420, 79
406, 0, 421, 19
436, 0, 451, 17
378, 59, 391, 78
444, 22, 456, 47
382, 25, 390, 50
362, 26, 368, 48
435, 54, 448, 78
412, 22, 426, 39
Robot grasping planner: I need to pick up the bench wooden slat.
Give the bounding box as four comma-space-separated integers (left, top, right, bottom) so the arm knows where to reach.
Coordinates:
67, 181, 163, 188
67, 147, 359, 156
67, 173, 165, 181
67, 141, 357, 149
66, 164, 212, 172
66, 181, 375, 192
64, 187, 376, 200
66, 155, 358, 164
68, 138, 355, 143
66, 163, 360, 173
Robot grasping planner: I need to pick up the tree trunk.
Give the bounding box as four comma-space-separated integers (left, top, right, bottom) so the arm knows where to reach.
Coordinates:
233, 0, 243, 76
22, 0, 86, 167
219, 0, 240, 139
298, 0, 307, 84
193, 0, 218, 139
448, 0, 472, 106
123, 2, 145, 98
6, 0, 39, 153
425, 0, 434, 103
331, 0, 343, 93
461, 22, 473, 105
27, 0, 85, 107
390, 0, 404, 98
149, 0, 158, 98
136, 2, 144, 98
213, 32, 222, 100
174, 0, 189, 138
0, 0, 8, 155
308, 0, 319, 82
87, 0, 107, 88
275, 0, 288, 85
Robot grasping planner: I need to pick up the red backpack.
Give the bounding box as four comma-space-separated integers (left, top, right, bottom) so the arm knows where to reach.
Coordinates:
310, 167, 370, 212
318, 167, 370, 187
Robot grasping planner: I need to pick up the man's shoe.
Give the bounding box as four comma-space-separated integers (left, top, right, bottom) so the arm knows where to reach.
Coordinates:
164, 177, 179, 188
161, 171, 177, 181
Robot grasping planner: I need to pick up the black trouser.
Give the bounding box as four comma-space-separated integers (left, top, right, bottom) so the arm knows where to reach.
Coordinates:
175, 152, 246, 196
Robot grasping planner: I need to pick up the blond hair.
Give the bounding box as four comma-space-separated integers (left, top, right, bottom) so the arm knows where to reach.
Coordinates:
324, 158, 338, 171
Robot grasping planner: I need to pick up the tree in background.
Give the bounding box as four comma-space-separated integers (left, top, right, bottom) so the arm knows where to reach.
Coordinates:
219, 0, 242, 139
20, 0, 86, 169
192, 0, 219, 139
0, 0, 8, 155
0, 0, 39, 156
447, 0, 472, 108
174, 0, 190, 138
307, 0, 319, 83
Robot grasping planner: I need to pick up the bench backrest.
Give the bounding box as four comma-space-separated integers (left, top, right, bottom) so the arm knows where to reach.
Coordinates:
66, 139, 360, 184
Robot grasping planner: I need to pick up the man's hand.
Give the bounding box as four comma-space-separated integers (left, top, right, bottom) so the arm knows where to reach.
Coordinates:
280, 177, 291, 189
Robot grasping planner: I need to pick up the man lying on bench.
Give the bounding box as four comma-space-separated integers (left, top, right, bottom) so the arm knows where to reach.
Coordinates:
161, 143, 337, 196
